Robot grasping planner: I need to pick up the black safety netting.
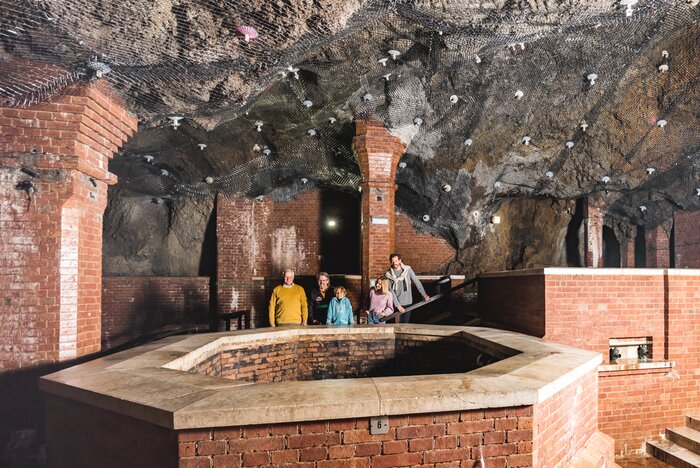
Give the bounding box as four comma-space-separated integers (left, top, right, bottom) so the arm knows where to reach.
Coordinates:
2, 0, 700, 237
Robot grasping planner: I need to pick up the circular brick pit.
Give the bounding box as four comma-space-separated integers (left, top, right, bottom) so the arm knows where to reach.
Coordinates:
188, 330, 503, 382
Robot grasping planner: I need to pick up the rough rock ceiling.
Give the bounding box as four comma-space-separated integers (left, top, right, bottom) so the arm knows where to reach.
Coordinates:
2, 0, 700, 250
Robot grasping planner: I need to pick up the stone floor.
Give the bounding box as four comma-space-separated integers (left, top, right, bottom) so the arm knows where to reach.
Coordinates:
618, 455, 671, 467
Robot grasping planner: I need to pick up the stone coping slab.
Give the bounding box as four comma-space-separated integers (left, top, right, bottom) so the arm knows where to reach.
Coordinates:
479, 267, 700, 278
40, 325, 600, 430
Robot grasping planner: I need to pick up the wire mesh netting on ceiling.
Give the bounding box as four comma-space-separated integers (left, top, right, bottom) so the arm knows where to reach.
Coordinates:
2, 0, 700, 230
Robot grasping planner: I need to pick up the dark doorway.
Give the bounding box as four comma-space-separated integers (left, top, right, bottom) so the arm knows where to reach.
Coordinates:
603, 226, 621, 267
635, 226, 646, 267
320, 190, 360, 274
565, 198, 585, 266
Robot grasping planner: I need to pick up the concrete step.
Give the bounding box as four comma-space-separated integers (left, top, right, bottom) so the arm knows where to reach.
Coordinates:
688, 415, 700, 432
647, 439, 700, 468
668, 426, 700, 454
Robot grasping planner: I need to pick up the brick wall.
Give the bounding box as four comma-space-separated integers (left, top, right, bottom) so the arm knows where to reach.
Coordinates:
46, 394, 177, 468
216, 192, 321, 321
675, 209, 700, 267
0, 81, 137, 369
645, 225, 670, 268
533, 367, 598, 466
190, 333, 489, 382
393, 213, 455, 274
178, 408, 534, 468
479, 269, 700, 454
101, 277, 210, 349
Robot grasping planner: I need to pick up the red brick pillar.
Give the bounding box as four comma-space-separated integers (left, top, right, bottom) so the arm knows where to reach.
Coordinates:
646, 225, 670, 268
584, 198, 604, 268
353, 121, 406, 291
0, 81, 137, 368
621, 237, 636, 268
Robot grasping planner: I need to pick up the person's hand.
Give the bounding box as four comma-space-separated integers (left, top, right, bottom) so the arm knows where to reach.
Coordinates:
397, 305, 405, 313
270, 323, 276, 328
302, 321, 307, 326
423, 294, 430, 301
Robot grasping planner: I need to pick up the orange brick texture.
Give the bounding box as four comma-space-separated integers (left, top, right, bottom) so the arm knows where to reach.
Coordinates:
394, 213, 456, 274
178, 408, 535, 468
479, 271, 700, 454
190, 333, 487, 382
101, 277, 210, 349
354, 120, 405, 287
0, 80, 137, 369
216, 192, 322, 325
645, 225, 670, 268
675, 210, 700, 267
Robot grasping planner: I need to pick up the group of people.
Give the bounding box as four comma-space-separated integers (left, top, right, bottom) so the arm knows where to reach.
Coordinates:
268, 253, 430, 327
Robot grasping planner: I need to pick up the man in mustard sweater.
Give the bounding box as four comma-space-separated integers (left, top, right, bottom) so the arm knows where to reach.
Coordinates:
268, 269, 308, 326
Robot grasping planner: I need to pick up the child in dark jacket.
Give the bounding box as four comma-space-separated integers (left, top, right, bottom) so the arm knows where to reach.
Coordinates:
326, 287, 354, 325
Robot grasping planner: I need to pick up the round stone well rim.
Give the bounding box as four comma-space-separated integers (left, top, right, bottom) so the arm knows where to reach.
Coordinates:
40, 325, 601, 430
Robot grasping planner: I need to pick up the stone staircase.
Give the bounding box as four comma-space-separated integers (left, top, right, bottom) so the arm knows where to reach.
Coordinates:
648, 414, 700, 467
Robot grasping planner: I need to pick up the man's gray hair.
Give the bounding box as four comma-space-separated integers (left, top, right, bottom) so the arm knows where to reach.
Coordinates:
283, 268, 295, 276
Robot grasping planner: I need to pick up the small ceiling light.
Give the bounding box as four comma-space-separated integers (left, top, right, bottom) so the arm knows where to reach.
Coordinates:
262, 148, 272, 156
662, 50, 670, 58
522, 136, 531, 145
450, 95, 459, 104
587, 73, 598, 86
236, 25, 258, 42
413, 117, 423, 126
301, 178, 308, 184
255, 195, 265, 201
696, 188, 700, 196
475, 54, 481, 63
494, 181, 502, 189
658, 63, 669, 72
566, 141, 575, 149
464, 138, 473, 146
253, 144, 261, 152
87, 60, 111, 78
491, 215, 501, 224
302, 100, 313, 108
152, 197, 164, 205
362, 93, 373, 102
388, 49, 401, 60
328, 117, 337, 124
197, 143, 207, 150
646, 167, 656, 175
602, 175, 611, 183
657, 119, 667, 128
254, 121, 263, 132
143, 155, 154, 163
422, 214, 430, 222
307, 128, 317, 137
287, 66, 300, 79
383, 73, 392, 81
378, 58, 389, 66
326, 219, 337, 228
546, 171, 554, 179
580, 120, 589, 132
442, 184, 452, 192
472, 210, 480, 219
205, 177, 214, 184
620, 0, 638, 16
168, 116, 183, 129
639, 205, 647, 212
398, 161, 407, 169
514, 89, 524, 100
160, 169, 169, 176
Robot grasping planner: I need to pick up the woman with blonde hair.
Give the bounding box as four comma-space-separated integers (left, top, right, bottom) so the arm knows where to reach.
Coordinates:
366, 277, 394, 324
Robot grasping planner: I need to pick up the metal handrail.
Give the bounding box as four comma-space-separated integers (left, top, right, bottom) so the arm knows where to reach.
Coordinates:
381, 276, 477, 323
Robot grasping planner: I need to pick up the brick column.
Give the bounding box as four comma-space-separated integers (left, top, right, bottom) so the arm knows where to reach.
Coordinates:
646, 224, 670, 268
0, 81, 137, 368
584, 198, 604, 268
353, 121, 406, 290
620, 225, 637, 268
